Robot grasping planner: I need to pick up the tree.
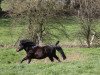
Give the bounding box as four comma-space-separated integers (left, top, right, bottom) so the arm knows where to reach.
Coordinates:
76, 0, 100, 47
8, 0, 67, 45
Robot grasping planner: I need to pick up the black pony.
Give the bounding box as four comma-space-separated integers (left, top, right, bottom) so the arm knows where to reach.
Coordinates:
16, 40, 66, 63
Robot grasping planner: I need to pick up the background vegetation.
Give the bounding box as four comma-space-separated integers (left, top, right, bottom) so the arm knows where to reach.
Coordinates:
0, 0, 100, 75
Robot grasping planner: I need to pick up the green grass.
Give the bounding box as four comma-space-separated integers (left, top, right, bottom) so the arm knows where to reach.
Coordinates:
0, 48, 100, 75
0, 18, 25, 45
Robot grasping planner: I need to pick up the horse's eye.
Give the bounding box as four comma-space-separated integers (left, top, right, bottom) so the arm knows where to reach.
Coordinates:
19, 44, 22, 46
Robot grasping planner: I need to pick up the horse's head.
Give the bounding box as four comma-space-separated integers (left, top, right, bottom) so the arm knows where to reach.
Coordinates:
16, 43, 24, 52
16, 39, 36, 52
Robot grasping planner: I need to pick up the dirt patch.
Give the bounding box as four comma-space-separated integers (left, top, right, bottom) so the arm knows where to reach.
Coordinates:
66, 51, 87, 62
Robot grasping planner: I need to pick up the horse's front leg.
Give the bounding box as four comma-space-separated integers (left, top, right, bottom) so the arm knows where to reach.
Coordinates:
28, 59, 32, 64
21, 56, 28, 63
53, 55, 61, 62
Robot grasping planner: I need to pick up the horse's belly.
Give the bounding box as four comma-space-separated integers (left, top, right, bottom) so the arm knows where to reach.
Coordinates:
35, 56, 46, 59
34, 51, 46, 59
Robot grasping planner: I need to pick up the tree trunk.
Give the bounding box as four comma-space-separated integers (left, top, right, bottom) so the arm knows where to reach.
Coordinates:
86, 25, 91, 48
90, 32, 95, 45
38, 22, 44, 45
28, 10, 37, 44
87, 38, 91, 48
0, 0, 2, 12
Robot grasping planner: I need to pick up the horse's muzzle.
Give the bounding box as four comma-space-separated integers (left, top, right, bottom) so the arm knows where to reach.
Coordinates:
16, 49, 19, 52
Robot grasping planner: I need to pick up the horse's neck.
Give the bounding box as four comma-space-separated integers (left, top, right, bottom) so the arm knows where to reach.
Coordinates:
24, 47, 30, 53
24, 46, 38, 53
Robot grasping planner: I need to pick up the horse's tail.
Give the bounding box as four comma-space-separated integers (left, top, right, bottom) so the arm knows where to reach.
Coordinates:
55, 41, 60, 46
56, 46, 66, 60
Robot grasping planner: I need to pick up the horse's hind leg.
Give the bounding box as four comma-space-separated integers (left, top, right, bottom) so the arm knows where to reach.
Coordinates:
21, 56, 28, 63
53, 55, 61, 62
48, 56, 54, 62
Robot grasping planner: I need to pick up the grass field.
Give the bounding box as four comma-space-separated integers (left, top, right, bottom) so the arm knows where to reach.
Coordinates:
0, 17, 100, 75
0, 48, 100, 75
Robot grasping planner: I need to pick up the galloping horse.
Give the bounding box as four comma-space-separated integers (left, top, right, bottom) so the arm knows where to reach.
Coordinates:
16, 40, 66, 64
